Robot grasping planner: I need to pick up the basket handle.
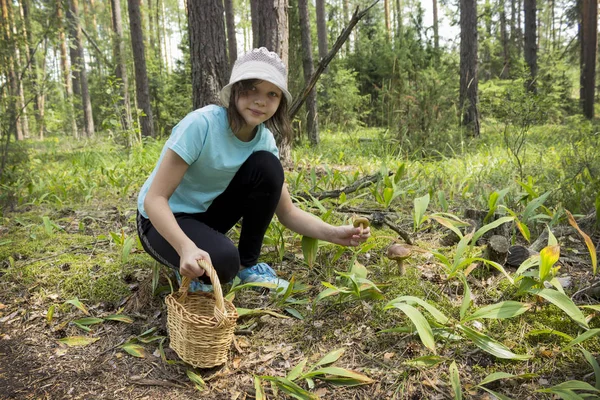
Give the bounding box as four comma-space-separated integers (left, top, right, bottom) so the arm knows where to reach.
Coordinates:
178, 259, 227, 322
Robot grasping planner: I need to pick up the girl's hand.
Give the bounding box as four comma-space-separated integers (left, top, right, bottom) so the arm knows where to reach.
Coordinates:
330, 225, 371, 247
179, 245, 212, 279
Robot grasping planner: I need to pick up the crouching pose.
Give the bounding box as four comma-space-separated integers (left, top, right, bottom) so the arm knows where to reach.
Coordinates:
137, 48, 370, 291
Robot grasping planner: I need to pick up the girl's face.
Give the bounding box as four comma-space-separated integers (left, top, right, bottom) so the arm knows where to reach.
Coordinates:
235, 81, 282, 131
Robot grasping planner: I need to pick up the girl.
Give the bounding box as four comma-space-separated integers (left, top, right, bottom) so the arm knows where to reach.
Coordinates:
137, 47, 370, 292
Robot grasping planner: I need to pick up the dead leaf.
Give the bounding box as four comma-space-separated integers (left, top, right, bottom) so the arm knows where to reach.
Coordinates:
0, 303, 6, 310
232, 357, 241, 369
315, 387, 329, 396
383, 352, 395, 361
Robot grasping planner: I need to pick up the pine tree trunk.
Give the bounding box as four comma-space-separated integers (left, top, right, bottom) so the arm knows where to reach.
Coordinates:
0, 0, 21, 140
500, 4, 510, 79
298, 0, 318, 145
111, 0, 133, 132
524, 0, 537, 92
188, 0, 228, 109
581, 0, 597, 119
128, 0, 155, 137
57, 0, 78, 138
257, 0, 291, 160
224, 0, 237, 66
459, 0, 480, 137
12, 0, 29, 138
250, 0, 259, 48
315, 0, 327, 62
384, 0, 391, 41
68, 0, 95, 137
154, 0, 163, 74
432, 0, 439, 51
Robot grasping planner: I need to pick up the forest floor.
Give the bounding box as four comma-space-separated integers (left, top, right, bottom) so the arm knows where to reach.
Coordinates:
1, 135, 600, 399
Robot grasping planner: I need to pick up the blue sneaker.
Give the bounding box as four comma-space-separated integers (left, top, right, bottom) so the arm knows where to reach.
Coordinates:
237, 263, 289, 293
174, 270, 213, 293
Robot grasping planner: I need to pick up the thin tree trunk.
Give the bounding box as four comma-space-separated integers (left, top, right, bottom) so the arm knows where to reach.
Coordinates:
111, 0, 133, 132
344, 0, 350, 53
57, 0, 78, 138
384, 0, 391, 41
298, 0, 318, 145
432, 0, 439, 51
128, 0, 155, 137
250, 0, 259, 48
316, 0, 328, 62
13, 0, 29, 138
459, 0, 480, 136
187, 0, 228, 109
581, 0, 597, 118
0, 0, 21, 140
500, 4, 510, 79
68, 0, 95, 137
21, 0, 45, 138
524, 0, 537, 92
224, 0, 237, 66
161, 0, 170, 73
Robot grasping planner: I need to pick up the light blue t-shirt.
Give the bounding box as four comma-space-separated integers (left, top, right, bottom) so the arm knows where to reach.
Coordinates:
137, 105, 279, 218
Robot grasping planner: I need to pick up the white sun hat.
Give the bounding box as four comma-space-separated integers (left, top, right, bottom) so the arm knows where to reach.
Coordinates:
219, 47, 293, 106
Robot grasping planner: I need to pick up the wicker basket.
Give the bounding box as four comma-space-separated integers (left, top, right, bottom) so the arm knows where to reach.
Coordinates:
165, 259, 238, 368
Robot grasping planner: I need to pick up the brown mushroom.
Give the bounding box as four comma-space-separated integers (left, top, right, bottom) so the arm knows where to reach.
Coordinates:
387, 244, 412, 275
353, 217, 370, 234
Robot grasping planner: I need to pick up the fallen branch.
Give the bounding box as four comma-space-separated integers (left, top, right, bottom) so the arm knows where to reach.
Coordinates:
288, 0, 380, 119
294, 171, 386, 201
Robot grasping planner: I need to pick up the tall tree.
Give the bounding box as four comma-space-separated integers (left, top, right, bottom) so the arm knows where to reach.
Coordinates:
524, 0, 537, 92
432, 0, 439, 51
257, 0, 291, 160
128, 0, 154, 137
57, 0, 78, 138
298, 0, 318, 144
224, 0, 237, 66
384, 0, 391, 41
500, 2, 510, 79
315, 0, 328, 62
581, 0, 597, 118
250, 0, 259, 48
459, 0, 480, 136
9, 0, 29, 138
110, 0, 132, 132
67, 0, 95, 137
187, 0, 228, 109
0, 0, 21, 140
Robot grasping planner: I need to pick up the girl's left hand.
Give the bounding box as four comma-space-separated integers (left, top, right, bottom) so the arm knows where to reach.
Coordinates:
330, 225, 371, 247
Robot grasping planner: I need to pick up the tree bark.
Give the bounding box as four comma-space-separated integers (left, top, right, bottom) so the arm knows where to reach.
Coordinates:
68, 0, 94, 137
57, 0, 78, 138
187, 0, 228, 109
432, 0, 439, 51
316, 0, 328, 62
128, 0, 155, 137
384, 0, 391, 41
11, 0, 29, 138
0, 0, 21, 140
111, 0, 133, 132
524, 0, 537, 92
250, 0, 259, 48
298, 0, 318, 145
500, 3, 510, 79
20, 0, 42, 137
459, 0, 480, 137
581, 0, 597, 119
224, 0, 237, 66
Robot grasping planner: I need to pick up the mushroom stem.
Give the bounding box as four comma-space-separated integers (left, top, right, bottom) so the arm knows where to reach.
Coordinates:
397, 260, 406, 275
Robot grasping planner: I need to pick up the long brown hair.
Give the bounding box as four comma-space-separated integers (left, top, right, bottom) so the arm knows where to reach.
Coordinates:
226, 79, 292, 142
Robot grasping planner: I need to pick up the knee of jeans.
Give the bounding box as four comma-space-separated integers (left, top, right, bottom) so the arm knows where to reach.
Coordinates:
247, 151, 284, 188
210, 242, 240, 283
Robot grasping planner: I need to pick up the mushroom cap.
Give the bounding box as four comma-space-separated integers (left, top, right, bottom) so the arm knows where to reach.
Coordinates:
353, 217, 370, 228
387, 244, 412, 260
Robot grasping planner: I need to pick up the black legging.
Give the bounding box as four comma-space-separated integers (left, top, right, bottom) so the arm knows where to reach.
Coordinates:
137, 151, 284, 284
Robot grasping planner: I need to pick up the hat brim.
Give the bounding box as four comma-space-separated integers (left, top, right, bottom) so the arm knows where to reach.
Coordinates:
219, 73, 293, 106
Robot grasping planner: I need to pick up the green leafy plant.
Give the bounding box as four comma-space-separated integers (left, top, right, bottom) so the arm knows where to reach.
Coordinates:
315, 261, 385, 304
413, 193, 430, 231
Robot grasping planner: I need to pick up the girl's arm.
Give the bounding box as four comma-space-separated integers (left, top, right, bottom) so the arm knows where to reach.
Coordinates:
275, 184, 370, 246
144, 149, 209, 278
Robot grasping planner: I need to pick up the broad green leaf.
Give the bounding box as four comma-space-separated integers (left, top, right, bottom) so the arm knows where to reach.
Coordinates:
453, 234, 473, 269
73, 317, 104, 325
385, 302, 436, 353
186, 370, 206, 391
47, 304, 55, 323
463, 301, 532, 322
236, 308, 289, 319
350, 260, 368, 279
581, 348, 600, 390
58, 336, 99, 347
478, 387, 515, 400
516, 219, 531, 242
287, 358, 308, 381
403, 355, 446, 368
103, 314, 134, 323
121, 342, 146, 358
64, 298, 90, 315
316, 286, 341, 301
527, 329, 574, 342
539, 245, 560, 282
539, 380, 599, 393
582, 305, 600, 312
515, 255, 540, 277
528, 289, 589, 328
449, 361, 462, 400
314, 348, 345, 368
477, 372, 519, 386
387, 296, 449, 325
536, 388, 585, 400
303, 367, 374, 386
430, 214, 465, 239
254, 376, 265, 400
567, 210, 597, 275
457, 325, 531, 360
472, 216, 514, 244
522, 191, 551, 222
260, 376, 318, 400
472, 258, 515, 284
226, 281, 277, 300
73, 322, 92, 332
459, 275, 471, 320
413, 193, 430, 231
564, 329, 600, 350
285, 308, 304, 320
122, 236, 135, 263
301, 236, 319, 268
547, 227, 558, 246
